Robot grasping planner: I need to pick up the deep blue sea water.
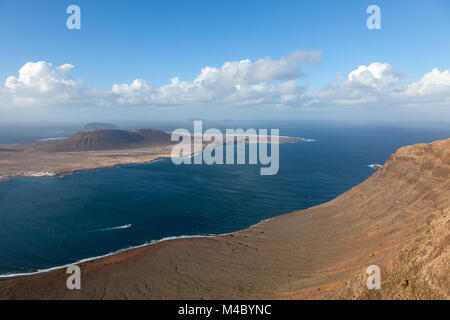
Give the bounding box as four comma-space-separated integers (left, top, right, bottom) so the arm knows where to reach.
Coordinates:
0, 121, 449, 275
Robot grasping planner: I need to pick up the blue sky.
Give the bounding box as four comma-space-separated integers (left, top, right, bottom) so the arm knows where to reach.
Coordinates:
0, 0, 449, 122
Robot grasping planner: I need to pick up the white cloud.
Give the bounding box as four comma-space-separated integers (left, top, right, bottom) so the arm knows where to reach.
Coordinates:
347, 62, 402, 87
316, 62, 450, 107
111, 50, 320, 107
404, 68, 450, 97
3, 51, 320, 109
4, 61, 85, 106
2, 56, 449, 112
3, 61, 114, 108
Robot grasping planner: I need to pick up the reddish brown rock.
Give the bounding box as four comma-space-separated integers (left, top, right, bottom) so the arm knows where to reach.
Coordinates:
0, 139, 448, 300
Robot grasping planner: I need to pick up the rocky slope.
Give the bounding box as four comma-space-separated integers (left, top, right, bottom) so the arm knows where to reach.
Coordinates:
334, 138, 449, 299
41, 128, 173, 151
0, 139, 448, 300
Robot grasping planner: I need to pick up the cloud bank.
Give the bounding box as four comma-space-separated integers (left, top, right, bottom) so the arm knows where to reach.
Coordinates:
112, 50, 321, 108
317, 62, 450, 107
2, 52, 450, 112
4, 61, 80, 106
3, 61, 109, 108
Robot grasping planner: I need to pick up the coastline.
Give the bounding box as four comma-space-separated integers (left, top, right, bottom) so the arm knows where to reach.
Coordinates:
0, 135, 308, 181
0, 134, 309, 276
0, 139, 448, 300
0, 154, 168, 182
0, 217, 273, 279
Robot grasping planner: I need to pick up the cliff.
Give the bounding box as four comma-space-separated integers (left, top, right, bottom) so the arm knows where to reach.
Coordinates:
334, 138, 449, 299
0, 139, 448, 300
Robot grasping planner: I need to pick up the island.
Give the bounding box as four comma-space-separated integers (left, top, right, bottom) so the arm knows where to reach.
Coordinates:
0, 126, 305, 181
0, 138, 448, 300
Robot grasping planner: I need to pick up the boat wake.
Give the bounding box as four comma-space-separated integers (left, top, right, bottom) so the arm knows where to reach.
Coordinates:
0, 218, 274, 279
50, 224, 132, 237
93, 224, 132, 232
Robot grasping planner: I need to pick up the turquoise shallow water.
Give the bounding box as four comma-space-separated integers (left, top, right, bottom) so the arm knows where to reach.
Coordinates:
0, 123, 448, 275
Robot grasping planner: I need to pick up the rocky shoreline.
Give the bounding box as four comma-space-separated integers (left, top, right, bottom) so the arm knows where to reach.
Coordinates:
0, 138, 448, 299
0, 133, 307, 181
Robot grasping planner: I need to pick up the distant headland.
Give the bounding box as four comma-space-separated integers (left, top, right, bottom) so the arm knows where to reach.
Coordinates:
0, 138, 448, 299
0, 124, 305, 180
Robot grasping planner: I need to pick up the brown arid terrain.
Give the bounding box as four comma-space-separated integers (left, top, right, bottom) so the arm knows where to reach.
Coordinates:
0, 138, 448, 300
0, 128, 176, 180
0, 128, 301, 180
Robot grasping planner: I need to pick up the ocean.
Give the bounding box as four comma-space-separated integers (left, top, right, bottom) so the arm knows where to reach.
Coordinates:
0, 121, 449, 276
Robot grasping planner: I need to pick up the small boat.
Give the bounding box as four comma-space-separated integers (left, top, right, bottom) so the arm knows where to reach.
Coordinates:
368, 164, 383, 170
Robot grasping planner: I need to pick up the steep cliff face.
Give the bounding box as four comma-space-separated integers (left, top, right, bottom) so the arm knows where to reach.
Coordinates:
334, 139, 449, 299
0, 139, 448, 300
